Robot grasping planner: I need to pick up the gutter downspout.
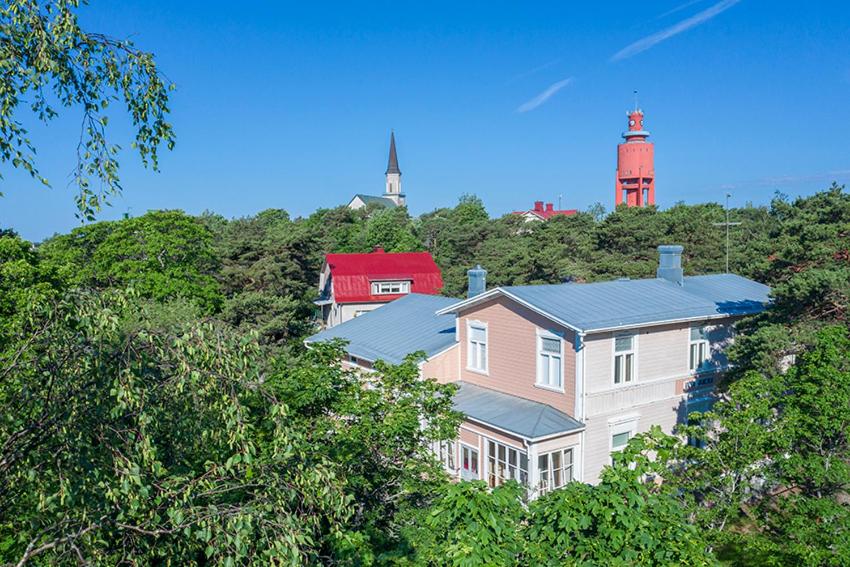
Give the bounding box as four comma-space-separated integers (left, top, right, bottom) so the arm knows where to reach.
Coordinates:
575, 331, 587, 482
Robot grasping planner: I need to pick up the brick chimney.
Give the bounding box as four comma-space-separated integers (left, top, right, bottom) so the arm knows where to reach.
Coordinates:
372, 246, 385, 253
534, 201, 544, 212
545, 203, 554, 212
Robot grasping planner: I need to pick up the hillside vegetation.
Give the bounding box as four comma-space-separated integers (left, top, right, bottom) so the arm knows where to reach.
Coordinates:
1, 185, 848, 565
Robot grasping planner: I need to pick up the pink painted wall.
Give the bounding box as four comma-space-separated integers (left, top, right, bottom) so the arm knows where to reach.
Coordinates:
458, 296, 576, 416
420, 344, 459, 384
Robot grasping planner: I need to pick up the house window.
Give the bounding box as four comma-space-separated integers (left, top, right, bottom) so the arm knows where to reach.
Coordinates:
371, 281, 410, 295
689, 326, 709, 372
460, 444, 479, 481
467, 323, 488, 372
537, 332, 563, 390
437, 440, 456, 472
537, 448, 574, 495
614, 334, 635, 384
609, 417, 638, 463
611, 431, 631, 450
487, 440, 528, 488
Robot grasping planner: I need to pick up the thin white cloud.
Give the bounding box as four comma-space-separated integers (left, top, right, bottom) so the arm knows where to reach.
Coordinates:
653, 0, 705, 21
611, 0, 742, 62
516, 77, 573, 113
507, 58, 561, 85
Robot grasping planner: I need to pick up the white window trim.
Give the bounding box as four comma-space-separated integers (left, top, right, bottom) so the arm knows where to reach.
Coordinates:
688, 325, 711, 374
466, 320, 489, 375
608, 416, 638, 456
535, 329, 565, 392
442, 440, 458, 474
612, 332, 638, 386
370, 280, 411, 295
536, 446, 576, 495
458, 442, 480, 480
485, 438, 529, 489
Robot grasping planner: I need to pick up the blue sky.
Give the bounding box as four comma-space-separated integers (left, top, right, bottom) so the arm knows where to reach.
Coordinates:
3, 0, 850, 241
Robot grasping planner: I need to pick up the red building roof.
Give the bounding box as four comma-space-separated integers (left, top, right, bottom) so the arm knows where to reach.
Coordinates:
325, 248, 443, 304
512, 200, 577, 220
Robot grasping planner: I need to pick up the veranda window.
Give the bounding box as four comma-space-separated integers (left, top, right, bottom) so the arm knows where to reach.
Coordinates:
537, 448, 574, 495
487, 440, 528, 488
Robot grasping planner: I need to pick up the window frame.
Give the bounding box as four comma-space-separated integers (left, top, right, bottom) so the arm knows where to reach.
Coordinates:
437, 440, 457, 473
688, 325, 710, 373
537, 447, 575, 495
609, 416, 638, 462
370, 280, 411, 295
535, 329, 564, 392
459, 443, 480, 481
612, 332, 637, 386
466, 320, 489, 374
486, 439, 528, 489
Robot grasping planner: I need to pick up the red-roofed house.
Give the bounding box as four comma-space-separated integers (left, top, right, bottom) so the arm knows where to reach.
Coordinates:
512, 201, 577, 222
315, 247, 443, 328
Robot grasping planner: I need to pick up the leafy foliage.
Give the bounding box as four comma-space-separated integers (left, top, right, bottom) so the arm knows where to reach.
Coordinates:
0, 232, 64, 349
0, 290, 352, 564
3, 184, 849, 564
679, 326, 850, 565
0, 0, 175, 218
40, 210, 223, 313
271, 343, 462, 560
399, 430, 714, 566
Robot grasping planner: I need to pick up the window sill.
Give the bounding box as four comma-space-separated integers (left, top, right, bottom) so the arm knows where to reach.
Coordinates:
534, 383, 565, 394
466, 367, 489, 376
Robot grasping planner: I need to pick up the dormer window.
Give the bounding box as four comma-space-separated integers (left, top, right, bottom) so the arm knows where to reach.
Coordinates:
371, 281, 410, 295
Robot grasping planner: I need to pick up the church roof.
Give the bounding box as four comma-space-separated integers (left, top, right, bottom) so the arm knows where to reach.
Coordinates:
349, 194, 398, 208
386, 131, 401, 175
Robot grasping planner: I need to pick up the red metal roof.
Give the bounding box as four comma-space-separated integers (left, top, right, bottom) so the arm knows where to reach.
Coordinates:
325, 248, 443, 304
511, 201, 577, 220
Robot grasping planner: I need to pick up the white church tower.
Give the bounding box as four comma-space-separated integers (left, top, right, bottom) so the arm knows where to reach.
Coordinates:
384, 131, 405, 206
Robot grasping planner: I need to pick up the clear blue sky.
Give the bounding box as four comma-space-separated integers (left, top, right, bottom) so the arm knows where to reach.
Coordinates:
3, 0, 850, 241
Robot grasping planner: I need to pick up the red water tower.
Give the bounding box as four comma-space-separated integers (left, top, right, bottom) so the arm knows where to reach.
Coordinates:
615, 108, 655, 207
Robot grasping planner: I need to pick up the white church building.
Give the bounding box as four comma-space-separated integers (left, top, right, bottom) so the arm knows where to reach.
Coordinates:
347, 132, 406, 209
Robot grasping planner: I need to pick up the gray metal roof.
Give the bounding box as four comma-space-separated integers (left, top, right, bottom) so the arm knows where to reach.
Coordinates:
306, 293, 457, 364
350, 194, 398, 208
441, 274, 770, 333
452, 382, 584, 440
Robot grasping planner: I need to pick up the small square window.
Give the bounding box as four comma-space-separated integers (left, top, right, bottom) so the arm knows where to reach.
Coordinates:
612, 431, 631, 449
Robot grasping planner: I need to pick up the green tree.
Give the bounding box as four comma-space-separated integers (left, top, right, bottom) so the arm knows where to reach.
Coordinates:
524, 429, 714, 566
400, 481, 525, 566
1, 0, 175, 218
729, 185, 850, 377
678, 326, 850, 565
204, 209, 322, 345
0, 232, 64, 349
364, 207, 421, 252
41, 210, 223, 313
0, 290, 353, 565
271, 343, 462, 560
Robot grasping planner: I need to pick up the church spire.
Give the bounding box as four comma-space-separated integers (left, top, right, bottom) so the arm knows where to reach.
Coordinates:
386, 131, 401, 175
384, 131, 404, 205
